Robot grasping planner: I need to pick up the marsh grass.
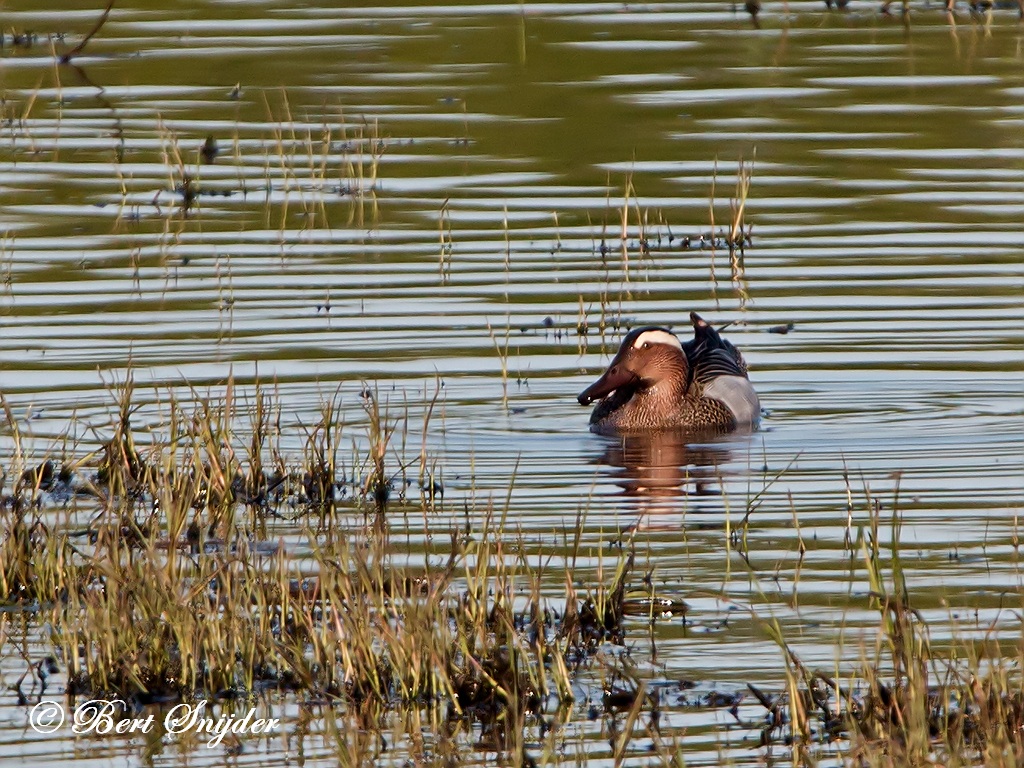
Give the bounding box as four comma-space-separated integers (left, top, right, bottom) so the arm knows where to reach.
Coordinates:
486, 320, 512, 409
843, 494, 1024, 767
706, 156, 754, 310
3, 381, 1024, 766
0, 380, 656, 764
743, 478, 1024, 767
85, 94, 387, 232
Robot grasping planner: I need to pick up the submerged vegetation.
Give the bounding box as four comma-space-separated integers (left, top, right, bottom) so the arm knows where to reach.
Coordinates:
1, 382, 1023, 765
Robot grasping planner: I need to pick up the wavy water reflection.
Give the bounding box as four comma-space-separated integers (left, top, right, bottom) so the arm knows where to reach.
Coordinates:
589, 430, 742, 512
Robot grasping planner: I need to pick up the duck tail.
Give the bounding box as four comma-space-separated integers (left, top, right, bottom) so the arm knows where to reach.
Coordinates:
687, 312, 749, 381
690, 312, 721, 344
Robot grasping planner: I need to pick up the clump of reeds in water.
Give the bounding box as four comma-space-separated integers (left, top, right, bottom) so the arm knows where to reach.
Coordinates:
0, 395, 83, 609
0, 380, 646, 759
4, 380, 1024, 765
748, 484, 1024, 767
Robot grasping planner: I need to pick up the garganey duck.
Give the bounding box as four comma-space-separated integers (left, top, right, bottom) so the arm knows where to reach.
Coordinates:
578, 312, 760, 435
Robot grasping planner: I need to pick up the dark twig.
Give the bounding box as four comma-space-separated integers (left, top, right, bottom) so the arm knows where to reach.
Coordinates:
60, 0, 116, 64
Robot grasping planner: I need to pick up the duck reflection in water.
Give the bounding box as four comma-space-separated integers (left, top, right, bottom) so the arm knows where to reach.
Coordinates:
592, 430, 741, 518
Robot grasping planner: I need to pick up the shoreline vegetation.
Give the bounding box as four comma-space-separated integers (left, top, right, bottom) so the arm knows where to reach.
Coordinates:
2, 382, 1023, 766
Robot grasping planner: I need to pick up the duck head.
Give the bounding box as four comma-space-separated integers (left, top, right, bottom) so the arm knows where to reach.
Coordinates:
578, 327, 688, 406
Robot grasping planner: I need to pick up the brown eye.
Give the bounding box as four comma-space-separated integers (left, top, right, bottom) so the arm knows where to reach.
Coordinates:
642, 342, 650, 350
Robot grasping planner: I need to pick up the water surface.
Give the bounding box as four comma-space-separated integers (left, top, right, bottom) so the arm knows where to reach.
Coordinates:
1, 1, 1023, 765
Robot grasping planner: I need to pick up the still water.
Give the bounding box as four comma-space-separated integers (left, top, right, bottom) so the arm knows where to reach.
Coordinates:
1, 1, 1023, 765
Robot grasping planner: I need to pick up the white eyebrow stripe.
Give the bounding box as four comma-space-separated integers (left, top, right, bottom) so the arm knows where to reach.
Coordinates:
632, 329, 682, 350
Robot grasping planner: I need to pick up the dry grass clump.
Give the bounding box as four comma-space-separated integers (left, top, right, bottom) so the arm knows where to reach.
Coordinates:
0, 396, 84, 608
0, 492, 80, 607
849, 610, 1024, 767
845, 510, 1024, 768
51, 508, 633, 713
4, 380, 1024, 766
755, 601, 1024, 767
1, 379, 640, 747
751, 493, 1024, 767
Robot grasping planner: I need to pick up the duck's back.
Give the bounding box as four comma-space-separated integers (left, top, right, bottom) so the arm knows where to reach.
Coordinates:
683, 313, 760, 426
